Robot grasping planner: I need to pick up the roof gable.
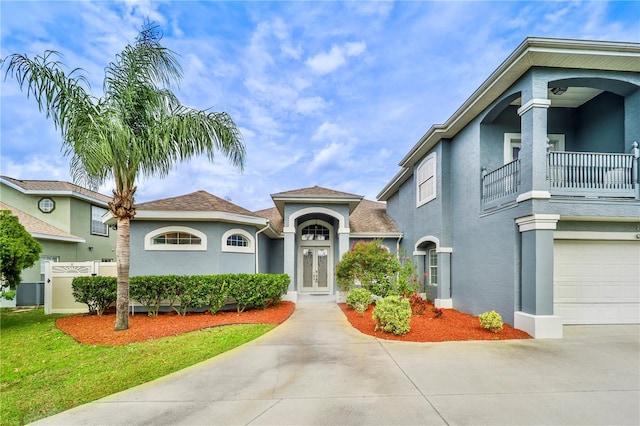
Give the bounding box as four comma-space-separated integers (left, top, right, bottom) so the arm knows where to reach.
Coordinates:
0, 202, 85, 243
271, 185, 364, 216
1, 176, 111, 205
136, 190, 258, 216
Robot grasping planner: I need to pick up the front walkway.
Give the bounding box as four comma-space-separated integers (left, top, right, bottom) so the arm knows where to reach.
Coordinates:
33, 303, 639, 425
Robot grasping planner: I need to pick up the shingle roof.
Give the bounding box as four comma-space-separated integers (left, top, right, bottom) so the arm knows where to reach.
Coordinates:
254, 207, 285, 233
1, 176, 111, 203
349, 199, 400, 234
0, 202, 85, 242
254, 199, 400, 235
271, 186, 363, 198
136, 190, 260, 217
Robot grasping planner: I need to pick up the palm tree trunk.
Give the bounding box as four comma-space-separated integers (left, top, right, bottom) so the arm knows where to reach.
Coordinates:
114, 216, 131, 331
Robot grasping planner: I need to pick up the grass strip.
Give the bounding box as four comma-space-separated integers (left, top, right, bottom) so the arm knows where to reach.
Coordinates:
0, 308, 274, 425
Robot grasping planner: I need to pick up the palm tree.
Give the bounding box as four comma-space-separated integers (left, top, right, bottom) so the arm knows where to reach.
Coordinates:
2, 23, 245, 330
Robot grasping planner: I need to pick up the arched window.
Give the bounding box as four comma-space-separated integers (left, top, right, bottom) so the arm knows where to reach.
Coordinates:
144, 226, 207, 251
227, 233, 248, 247
221, 229, 255, 253
416, 152, 436, 206
301, 224, 330, 241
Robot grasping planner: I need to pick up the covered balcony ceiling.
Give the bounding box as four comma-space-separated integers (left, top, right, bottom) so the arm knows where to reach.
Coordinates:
511, 87, 604, 108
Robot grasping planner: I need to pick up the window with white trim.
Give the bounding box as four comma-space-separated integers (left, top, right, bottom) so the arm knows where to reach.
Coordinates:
91, 206, 109, 236
226, 234, 248, 247
428, 249, 438, 286
144, 226, 207, 251
221, 229, 255, 253
503, 133, 565, 163
416, 153, 436, 206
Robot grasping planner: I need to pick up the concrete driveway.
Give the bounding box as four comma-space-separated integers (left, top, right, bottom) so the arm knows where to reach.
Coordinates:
33, 302, 639, 425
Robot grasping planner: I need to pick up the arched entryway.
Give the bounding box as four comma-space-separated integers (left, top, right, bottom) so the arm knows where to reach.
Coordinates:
297, 220, 334, 294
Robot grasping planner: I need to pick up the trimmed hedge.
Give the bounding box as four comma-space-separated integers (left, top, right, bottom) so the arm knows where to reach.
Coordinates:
71, 276, 117, 316
72, 273, 290, 316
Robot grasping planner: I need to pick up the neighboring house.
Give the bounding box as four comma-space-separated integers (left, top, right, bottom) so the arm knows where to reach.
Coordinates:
128, 187, 401, 299
378, 37, 640, 337
0, 176, 117, 306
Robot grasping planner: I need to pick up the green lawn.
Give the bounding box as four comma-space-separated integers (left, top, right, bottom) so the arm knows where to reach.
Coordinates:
0, 308, 275, 425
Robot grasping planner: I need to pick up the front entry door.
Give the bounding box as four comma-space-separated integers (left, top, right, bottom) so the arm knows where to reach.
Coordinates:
302, 247, 329, 293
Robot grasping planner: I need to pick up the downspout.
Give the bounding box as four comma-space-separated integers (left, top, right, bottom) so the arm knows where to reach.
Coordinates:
255, 221, 270, 273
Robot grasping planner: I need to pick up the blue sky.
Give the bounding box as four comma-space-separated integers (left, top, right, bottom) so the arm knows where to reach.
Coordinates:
2, 1, 639, 211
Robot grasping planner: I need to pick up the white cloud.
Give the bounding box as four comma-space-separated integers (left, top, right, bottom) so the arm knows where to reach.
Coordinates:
306, 41, 367, 75
307, 142, 352, 175
311, 121, 349, 142
296, 96, 329, 115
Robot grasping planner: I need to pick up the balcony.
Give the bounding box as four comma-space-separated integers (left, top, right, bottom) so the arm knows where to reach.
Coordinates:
482, 159, 520, 209
547, 151, 638, 198
482, 146, 639, 208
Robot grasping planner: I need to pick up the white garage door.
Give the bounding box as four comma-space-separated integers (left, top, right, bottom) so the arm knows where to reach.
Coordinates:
554, 240, 640, 324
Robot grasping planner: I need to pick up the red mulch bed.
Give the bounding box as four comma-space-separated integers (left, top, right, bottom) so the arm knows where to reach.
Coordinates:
55, 301, 296, 346
339, 302, 531, 342
56, 300, 530, 347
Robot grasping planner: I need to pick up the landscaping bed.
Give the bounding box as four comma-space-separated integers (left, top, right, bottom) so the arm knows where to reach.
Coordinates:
340, 302, 531, 341
56, 301, 295, 346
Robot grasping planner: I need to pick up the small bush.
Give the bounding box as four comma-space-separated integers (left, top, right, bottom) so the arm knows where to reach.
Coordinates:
406, 292, 427, 316
372, 296, 411, 335
71, 276, 117, 315
130, 275, 174, 316
479, 310, 503, 333
228, 274, 290, 312
346, 288, 372, 316
174, 276, 210, 315
199, 275, 230, 315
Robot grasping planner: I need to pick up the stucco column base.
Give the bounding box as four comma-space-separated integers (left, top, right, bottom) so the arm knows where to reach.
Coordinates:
435, 298, 452, 309
335, 291, 347, 303
514, 311, 563, 338
283, 291, 298, 303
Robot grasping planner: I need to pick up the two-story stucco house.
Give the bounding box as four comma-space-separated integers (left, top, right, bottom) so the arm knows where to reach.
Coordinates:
378, 37, 640, 338
0, 176, 117, 306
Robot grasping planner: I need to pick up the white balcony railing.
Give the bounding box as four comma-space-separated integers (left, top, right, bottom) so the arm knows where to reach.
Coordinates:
547, 151, 638, 197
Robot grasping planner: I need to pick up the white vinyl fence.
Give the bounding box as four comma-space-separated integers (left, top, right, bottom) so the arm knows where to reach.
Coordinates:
44, 261, 117, 314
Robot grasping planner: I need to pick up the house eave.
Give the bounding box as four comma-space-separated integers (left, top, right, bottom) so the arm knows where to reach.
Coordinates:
132, 210, 269, 226
1, 178, 110, 207
31, 233, 86, 243
350, 232, 403, 240
272, 196, 364, 216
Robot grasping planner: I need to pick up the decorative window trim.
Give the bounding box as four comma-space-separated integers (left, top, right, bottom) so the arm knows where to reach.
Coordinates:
91, 206, 109, 236
38, 198, 55, 213
416, 152, 437, 207
221, 229, 255, 253
144, 226, 207, 251
504, 133, 565, 163
428, 248, 438, 286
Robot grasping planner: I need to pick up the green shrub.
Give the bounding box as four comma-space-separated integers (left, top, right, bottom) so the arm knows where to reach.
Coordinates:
71, 276, 117, 315
346, 288, 372, 316
199, 275, 230, 315
335, 240, 400, 297
479, 310, 503, 333
227, 273, 289, 312
2, 289, 16, 301
372, 296, 411, 335
174, 276, 209, 315
130, 275, 174, 316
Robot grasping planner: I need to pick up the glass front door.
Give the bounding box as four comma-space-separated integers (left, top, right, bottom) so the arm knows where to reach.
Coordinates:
301, 247, 329, 293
